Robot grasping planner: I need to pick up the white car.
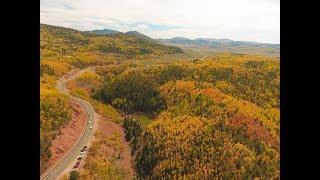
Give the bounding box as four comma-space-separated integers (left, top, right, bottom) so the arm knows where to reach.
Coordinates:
90, 125, 93, 129
88, 120, 91, 124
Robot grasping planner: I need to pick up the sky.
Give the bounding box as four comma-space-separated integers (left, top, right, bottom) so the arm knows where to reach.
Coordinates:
40, 0, 280, 44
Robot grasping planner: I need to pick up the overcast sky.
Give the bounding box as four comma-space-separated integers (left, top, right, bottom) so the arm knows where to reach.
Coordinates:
40, 0, 280, 44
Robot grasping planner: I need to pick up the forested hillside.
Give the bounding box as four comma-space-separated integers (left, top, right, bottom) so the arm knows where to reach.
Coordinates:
40, 24, 182, 61
93, 53, 280, 179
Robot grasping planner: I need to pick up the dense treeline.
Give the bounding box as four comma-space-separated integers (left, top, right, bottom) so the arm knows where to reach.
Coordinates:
95, 53, 279, 109
93, 53, 280, 179
93, 70, 166, 114
66, 71, 124, 124
124, 113, 279, 179
121, 81, 279, 178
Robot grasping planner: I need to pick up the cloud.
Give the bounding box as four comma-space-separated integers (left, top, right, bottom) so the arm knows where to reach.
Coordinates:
40, 0, 280, 43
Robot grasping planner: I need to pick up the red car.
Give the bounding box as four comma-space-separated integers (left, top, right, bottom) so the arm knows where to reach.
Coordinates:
73, 161, 81, 168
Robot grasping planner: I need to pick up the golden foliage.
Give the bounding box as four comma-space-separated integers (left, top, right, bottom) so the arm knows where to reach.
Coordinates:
81, 131, 132, 179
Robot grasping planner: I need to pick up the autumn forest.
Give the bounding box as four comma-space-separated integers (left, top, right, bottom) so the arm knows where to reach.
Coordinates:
40, 24, 280, 179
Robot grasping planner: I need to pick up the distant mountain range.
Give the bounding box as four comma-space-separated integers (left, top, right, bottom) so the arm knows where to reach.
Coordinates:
85, 28, 280, 57
157, 37, 279, 49
158, 37, 279, 57
85, 29, 279, 48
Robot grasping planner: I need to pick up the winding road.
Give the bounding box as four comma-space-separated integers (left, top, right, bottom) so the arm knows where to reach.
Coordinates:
192, 48, 207, 60
41, 68, 96, 180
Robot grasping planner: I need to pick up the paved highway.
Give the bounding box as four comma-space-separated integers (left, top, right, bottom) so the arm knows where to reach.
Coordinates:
40, 68, 95, 180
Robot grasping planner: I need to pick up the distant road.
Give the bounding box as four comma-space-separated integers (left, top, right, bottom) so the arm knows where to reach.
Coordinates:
192, 48, 207, 60
41, 68, 95, 180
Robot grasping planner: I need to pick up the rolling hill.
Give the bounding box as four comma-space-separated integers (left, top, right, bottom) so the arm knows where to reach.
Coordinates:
85, 29, 158, 43
40, 24, 183, 60
124, 30, 156, 42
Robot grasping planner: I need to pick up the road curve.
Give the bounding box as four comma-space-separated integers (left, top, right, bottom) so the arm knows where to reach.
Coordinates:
40, 68, 95, 180
192, 48, 207, 60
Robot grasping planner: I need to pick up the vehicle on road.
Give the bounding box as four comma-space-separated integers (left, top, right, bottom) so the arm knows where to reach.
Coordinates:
90, 125, 93, 129
77, 157, 83, 161
73, 161, 81, 168
80, 146, 87, 152
88, 120, 91, 124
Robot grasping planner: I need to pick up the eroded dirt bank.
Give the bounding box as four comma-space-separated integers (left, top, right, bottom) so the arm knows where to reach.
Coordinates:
41, 100, 87, 174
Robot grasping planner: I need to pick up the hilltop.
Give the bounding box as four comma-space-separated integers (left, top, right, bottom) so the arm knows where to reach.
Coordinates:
84, 29, 121, 35
40, 24, 183, 60
85, 29, 158, 43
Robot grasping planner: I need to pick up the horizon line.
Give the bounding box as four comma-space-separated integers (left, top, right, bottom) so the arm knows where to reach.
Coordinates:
41, 23, 280, 45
